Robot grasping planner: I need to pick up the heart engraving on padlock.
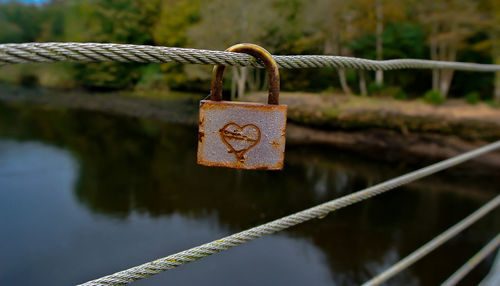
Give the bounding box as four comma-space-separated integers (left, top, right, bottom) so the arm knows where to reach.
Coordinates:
219, 122, 261, 163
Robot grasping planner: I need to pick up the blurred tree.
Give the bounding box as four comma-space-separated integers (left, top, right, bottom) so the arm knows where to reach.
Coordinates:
0, 2, 42, 43
302, 0, 356, 95
418, 0, 487, 98
375, 0, 383, 86
150, 0, 201, 91
64, 0, 160, 89
37, 1, 66, 42
485, 0, 500, 103
67, 0, 159, 44
304, 0, 405, 95
352, 0, 405, 93
188, 0, 290, 98
0, 0, 498, 101
153, 0, 200, 47
373, 0, 406, 86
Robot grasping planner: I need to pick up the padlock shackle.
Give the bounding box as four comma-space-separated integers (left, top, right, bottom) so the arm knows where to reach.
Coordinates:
210, 43, 280, 105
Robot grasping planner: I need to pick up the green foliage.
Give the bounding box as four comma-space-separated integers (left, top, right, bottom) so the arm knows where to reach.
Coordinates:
349, 23, 425, 59
384, 86, 407, 99
67, 0, 159, 44
19, 74, 38, 87
368, 83, 407, 100
73, 62, 140, 89
63, 0, 161, 89
0, 2, 42, 43
368, 82, 384, 95
465, 92, 481, 104
135, 64, 169, 91
423, 90, 445, 105
383, 23, 426, 59
395, 90, 407, 100
485, 99, 500, 108
153, 0, 201, 47
0, 0, 497, 100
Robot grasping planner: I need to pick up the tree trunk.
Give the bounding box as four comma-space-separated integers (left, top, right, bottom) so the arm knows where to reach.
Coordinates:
438, 40, 448, 97
338, 68, 352, 95
254, 68, 261, 91
439, 37, 458, 98
237, 67, 247, 99
493, 31, 500, 103
440, 69, 454, 98
375, 0, 384, 86
231, 67, 237, 99
247, 68, 262, 92
430, 23, 439, 91
432, 69, 439, 91
359, 70, 367, 96
325, 25, 352, 95
262, 68, 269, 92
495, 71, 500, 103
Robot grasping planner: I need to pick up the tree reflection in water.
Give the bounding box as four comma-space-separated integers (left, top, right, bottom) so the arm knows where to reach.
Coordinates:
0, 101, 498, 285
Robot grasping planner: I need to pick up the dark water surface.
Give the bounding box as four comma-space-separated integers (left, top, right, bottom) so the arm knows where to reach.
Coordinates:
0, 100, 499, 286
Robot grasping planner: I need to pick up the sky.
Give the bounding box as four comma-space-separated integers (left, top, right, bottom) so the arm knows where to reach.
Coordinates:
1, 0, 49, 3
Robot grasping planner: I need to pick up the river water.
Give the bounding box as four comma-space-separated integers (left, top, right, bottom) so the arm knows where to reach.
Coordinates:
0, 99, 499, 286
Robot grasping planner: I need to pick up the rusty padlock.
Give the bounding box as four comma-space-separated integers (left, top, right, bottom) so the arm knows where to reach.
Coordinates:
197, 43, 287, 170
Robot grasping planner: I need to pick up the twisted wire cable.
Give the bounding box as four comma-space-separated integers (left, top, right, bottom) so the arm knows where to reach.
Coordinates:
363, 195, 500, 286
2, 43, 500, 72
479, 243, 500, 286
442, 233, 500, 286
78, 140, 500, 286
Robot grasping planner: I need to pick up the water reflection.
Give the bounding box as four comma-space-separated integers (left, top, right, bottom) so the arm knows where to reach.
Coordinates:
0, 101, 499, 285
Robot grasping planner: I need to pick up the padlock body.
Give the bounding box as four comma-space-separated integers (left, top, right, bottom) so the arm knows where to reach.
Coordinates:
197, 100, 287, 170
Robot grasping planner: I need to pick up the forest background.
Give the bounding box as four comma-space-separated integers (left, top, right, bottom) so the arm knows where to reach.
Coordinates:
1, 0, 500, 104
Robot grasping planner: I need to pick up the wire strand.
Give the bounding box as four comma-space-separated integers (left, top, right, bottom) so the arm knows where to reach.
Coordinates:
441, 233, 500, 286
363, 197, 500, 286
4, 42, 499, 286
78, 140, 500, 286
2, 43, 500, 72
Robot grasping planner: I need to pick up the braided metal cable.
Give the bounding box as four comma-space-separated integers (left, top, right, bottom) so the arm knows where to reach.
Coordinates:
442, 233, 500, 286
78, 140, 500, 286
479, 244, 500, 286
2, 43, 500, 72
363, 195, 500, 286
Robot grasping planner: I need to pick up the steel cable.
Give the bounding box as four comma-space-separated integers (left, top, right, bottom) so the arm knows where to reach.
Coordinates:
363, 197, 500, 286
441, 233, 500, 286
78, 140, 500, 286
3, 42, 500, 286
2, 43, 500, 72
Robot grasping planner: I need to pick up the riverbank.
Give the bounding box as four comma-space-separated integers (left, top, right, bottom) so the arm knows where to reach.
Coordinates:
247, 92, 500, 167
1, 84, 499, 167
247, 92, 500, 141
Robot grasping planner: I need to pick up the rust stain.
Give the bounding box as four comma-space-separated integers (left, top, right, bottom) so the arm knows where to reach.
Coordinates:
254, 166, 270, 170
270, 140, 281, 152
198, 116, 205, 143
210, 44, 280, 105
197, 99, 287, 171
197, 158, 283, 170
219, 122, 261, 163
200, 100, 287, 112
282, 109, 288, 136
